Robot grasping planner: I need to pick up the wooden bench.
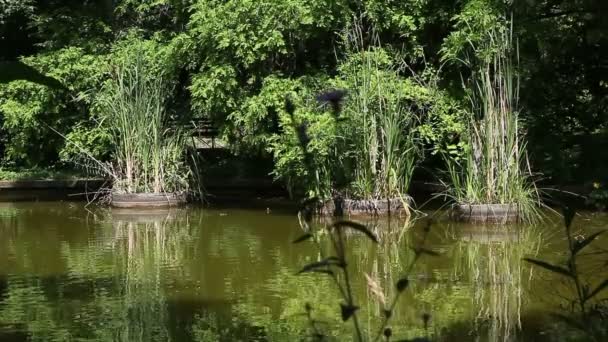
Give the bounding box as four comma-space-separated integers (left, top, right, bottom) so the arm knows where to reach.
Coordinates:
169, 117, 219, 149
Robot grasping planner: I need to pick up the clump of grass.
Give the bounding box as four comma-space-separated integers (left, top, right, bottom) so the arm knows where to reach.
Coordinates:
290, 95, 435, 341
96, 48, 192, 195
442, 19, 540, 222
341, 24, 420, 206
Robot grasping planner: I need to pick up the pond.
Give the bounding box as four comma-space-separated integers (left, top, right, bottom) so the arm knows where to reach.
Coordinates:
0, 202, 606, 341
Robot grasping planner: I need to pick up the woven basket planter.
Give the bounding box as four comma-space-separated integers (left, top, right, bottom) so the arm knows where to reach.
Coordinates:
453, 203, 519, 224
111, 192, 186, 208
318, 197, 408, 217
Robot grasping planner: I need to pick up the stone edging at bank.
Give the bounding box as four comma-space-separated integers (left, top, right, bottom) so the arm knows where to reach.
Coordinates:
0, 179, 107, 201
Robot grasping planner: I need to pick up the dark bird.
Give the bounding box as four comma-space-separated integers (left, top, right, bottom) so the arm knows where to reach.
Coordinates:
316, 89, 347, 115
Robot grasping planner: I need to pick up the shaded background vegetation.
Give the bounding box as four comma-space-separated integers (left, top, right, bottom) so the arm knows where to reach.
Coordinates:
0, 0, 606, 195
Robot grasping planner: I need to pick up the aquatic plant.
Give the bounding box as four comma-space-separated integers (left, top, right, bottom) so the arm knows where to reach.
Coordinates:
95, 48, 194, 194
338, 25, 421, 205
524, 206, 608, 341
295, 203, 436, 341
291, 94, 435, 341
440, 12, 540, 222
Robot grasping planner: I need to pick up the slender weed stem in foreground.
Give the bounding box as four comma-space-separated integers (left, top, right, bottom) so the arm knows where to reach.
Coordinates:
290, 95, 435, 341
524, 206, 608, 341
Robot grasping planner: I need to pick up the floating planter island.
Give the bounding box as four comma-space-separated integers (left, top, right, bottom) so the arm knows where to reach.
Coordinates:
320, 197, 409, 217
111, 192, 186, 208
453, 203, 519, 224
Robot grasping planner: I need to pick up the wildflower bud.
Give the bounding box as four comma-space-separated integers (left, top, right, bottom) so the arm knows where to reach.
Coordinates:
396, 278, 409, 292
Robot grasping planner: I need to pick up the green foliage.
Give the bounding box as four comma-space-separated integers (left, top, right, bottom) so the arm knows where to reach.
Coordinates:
513, 0, 608, 184
441, 0, 506, 65
0, 167, 84, 180
0, 48, 107, 167
1, 0, 606, 203
333, 39, 465, 200
227, 33, 465, 202
186, 0, 349, 120
229, 75, 335, 198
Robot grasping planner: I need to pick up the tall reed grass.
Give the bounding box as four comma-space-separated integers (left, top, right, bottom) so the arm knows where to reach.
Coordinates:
341, 25, 419, 205
443, 20, 540, 222
97, 49, 192, 194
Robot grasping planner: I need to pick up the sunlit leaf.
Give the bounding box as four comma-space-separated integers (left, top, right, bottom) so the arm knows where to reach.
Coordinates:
333, 220, 378, 243
572, 230, 606, 255
524, 258, 573, 278
292, 233, 313, 244
340, 303, 359, 321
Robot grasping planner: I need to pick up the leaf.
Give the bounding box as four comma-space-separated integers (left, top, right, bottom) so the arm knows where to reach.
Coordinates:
297, 257, 342, 274
562, 206, 576, 228
396, 277, 409, 292
333, 220, 378, 243
292, 233, 313, 244
414, 247, 440, 257
586, 279, 608, 301
524, 258, 573, 278
572, 230, 606, 255
340, 303, 359, 321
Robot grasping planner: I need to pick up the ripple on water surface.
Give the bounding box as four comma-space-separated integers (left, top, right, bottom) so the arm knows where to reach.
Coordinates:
0, 202, 606, 341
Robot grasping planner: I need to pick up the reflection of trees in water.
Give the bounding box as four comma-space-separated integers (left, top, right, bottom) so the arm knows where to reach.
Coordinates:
0, 209, 198, 341
450, 224, 543, 342
255, 217, 467, 340
112, 218, 174, 341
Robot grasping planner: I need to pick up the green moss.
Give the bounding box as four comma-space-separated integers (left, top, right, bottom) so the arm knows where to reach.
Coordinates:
0, 167, 86, 181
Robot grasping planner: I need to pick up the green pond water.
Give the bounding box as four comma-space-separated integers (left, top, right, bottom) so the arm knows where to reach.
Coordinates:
0, 202, 606, 341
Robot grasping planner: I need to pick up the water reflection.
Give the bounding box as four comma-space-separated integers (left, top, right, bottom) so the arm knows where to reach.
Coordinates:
0, 203, 605, 341
449, 224, 543, 342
